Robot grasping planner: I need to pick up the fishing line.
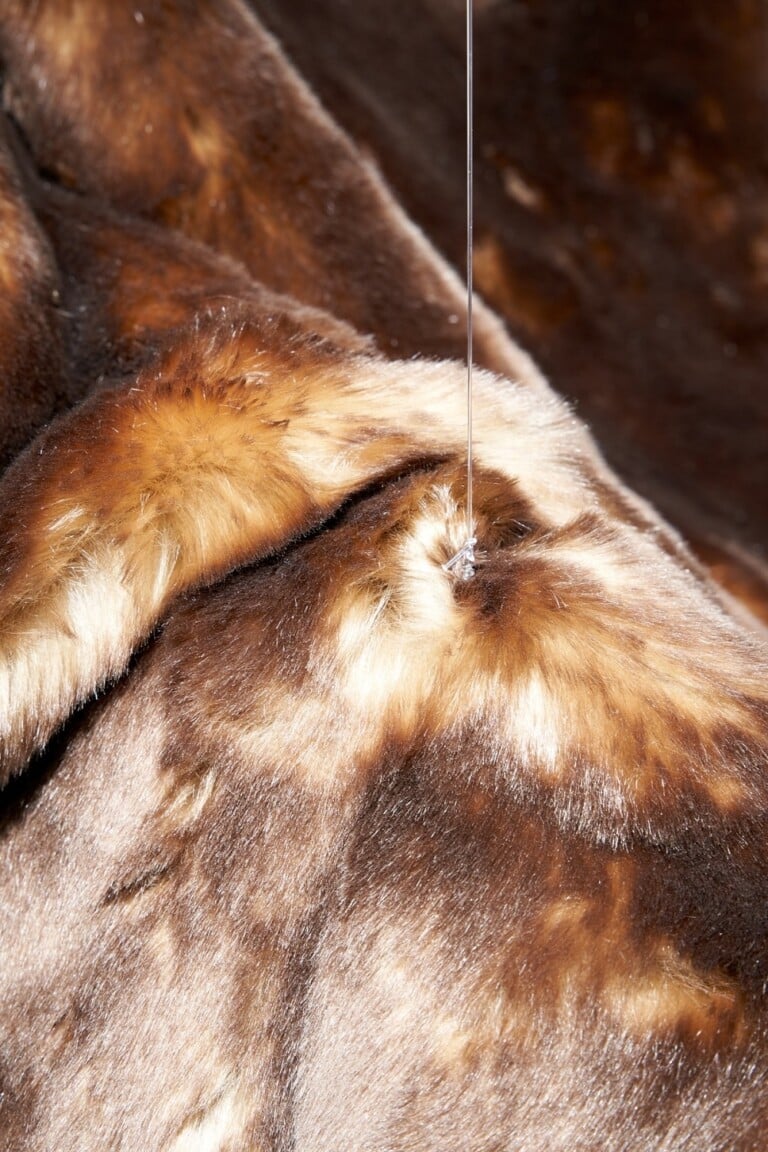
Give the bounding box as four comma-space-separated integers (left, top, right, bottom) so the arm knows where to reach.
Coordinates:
443, 0, 477, 581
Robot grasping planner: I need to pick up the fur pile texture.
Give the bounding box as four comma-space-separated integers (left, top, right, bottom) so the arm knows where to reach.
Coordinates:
0, 2, 767, 1150
256, 0, 768, 620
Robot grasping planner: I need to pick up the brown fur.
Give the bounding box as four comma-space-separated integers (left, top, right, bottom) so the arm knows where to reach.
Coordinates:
253, 0, 768, 620
0, 3, 767, 1150
0, 0, 535, 378
0, 121, 75, 470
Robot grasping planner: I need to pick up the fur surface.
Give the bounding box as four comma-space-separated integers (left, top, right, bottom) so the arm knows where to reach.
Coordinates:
254, 0, 768, 620
0, 2, 767, 1150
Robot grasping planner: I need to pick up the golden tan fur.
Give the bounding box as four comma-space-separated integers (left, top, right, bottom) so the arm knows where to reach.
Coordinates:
0, 3, 767, 1150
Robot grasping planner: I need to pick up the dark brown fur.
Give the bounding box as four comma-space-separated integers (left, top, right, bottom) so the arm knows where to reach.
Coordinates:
0, 3, 767, 1150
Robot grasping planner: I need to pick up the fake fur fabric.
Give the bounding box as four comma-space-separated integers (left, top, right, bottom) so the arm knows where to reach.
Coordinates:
0, 2, 767, 1150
